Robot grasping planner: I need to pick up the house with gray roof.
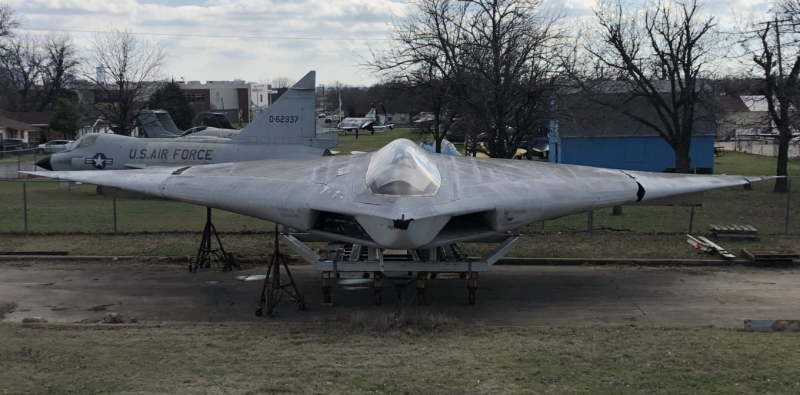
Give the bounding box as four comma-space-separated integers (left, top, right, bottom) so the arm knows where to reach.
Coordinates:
549, 82, 716, 173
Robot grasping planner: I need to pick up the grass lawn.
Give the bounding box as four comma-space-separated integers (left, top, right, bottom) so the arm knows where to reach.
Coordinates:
2, 232, 799, 260
330, 126, 421, 153
0, 322, 798, 394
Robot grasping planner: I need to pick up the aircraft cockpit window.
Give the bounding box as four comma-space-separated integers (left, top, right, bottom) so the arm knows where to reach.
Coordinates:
365, 139, 442, 197
66, 134, 99, 151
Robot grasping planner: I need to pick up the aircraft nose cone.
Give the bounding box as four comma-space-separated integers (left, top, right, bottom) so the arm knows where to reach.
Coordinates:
36, 155, 53, 171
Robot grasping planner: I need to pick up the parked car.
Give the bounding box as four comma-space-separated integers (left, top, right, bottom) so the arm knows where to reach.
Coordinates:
1, 138, 30, 151
36, 140, 73, 154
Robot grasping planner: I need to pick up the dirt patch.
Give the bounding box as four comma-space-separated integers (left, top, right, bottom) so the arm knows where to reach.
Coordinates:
0, 302, 17, 320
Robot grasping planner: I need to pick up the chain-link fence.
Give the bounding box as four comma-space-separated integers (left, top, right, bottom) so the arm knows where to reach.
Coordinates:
0, 178, 269, 234
0, 148, 43, 179
0, 176, 797, 236
540, 176, 798, 236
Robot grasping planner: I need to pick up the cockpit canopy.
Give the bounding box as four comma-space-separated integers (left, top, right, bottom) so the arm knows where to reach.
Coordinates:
365, 139, 442, 197
65, 134, 100, 152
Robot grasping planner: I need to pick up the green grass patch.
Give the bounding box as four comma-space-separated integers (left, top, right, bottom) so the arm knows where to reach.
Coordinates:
330, 126, 421, 153
0, 323, 797, 394
2, 233, 798, 260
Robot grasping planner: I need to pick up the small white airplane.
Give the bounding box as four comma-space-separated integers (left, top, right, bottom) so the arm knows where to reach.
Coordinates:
337, 103, 394, 134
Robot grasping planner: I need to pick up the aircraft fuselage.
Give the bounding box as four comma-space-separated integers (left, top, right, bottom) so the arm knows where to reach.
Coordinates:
38, 133, 328, 171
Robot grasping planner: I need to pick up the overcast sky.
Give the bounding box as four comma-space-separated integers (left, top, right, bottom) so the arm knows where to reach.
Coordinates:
7, 0, 771, 87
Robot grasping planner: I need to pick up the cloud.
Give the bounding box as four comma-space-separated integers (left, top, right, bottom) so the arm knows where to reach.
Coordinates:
9, 0, 406, 85
7, 0, 765, 85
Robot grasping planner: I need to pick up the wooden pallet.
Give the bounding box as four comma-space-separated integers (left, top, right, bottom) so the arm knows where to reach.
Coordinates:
709, 224, 759, 239
742, 249, 799, 264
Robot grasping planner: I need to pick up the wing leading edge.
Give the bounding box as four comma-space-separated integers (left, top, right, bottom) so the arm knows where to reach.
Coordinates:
22, 141, 777, 249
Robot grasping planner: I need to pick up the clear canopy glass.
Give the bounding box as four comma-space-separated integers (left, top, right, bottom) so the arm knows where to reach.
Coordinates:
365, 139, 442, 197
66, 134, 99, 151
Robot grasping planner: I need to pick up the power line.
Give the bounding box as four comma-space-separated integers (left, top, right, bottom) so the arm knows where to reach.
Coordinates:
20, 27, 392, 42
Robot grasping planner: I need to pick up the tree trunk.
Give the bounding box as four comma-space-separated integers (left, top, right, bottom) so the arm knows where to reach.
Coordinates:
674, 139, 692, 173
773, 137, 790, 193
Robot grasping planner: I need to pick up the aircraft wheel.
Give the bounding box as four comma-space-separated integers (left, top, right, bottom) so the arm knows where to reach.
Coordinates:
298, 302, 306, 311
187, 264, 193, 272
323, 288, 331, 304
390, 125, 394, 130
468, 290, 476, 305
255, 308, 263, 317
374, 290, 382, 305
417, 289, 425, 306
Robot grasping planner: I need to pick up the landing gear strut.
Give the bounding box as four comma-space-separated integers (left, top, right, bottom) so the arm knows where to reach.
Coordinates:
255, 225, 304, 317
192, 207, 240, 273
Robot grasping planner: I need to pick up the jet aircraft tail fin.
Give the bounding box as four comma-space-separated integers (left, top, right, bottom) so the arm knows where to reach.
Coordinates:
138, 110, 182, 138
232, 71, 326, 147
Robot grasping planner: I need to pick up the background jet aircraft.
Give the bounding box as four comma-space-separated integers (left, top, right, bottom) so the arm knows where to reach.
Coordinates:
337, 103, 394, 133
138, 110, 239, 139
37, 71, 336, 171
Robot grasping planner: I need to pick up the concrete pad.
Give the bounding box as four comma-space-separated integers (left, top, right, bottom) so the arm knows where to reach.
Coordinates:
0, 261, 798, 327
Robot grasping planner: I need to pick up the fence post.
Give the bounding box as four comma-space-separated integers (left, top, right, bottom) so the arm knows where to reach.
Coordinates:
17, 153, 21, 178
113, 197, 118, 234
587, 210, 593, 234
22, 180, 28, 234
786, 177, 792, 235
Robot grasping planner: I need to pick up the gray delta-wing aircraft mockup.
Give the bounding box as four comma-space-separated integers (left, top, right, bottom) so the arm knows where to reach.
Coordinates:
36, 71, 336, 171
27, 138, 773, 307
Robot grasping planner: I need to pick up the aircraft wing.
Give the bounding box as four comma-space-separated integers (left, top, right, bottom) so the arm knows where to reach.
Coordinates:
22, 139, 775, 249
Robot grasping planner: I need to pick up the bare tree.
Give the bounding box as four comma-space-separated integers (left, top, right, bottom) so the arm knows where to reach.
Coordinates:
586, 0, 718, 173
370, 0, 563, 157
0, 33, 43, 112
738, 0, 800, 192
369, 0, 466, 153
0, 3, 20, 39
456, 0, 565, 158
82, 28, 166, 135
271, 77, 295, 89
37, 33, 79, 111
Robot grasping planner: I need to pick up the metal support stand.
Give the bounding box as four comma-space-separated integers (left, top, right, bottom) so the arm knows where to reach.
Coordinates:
416, 272, 427, 305
689, 206, 696, 234
192, 207, 239, 273
386, 276, 416, 321
256, 225, 305, 316
373, 272, 383, 305
467, 272, 478, 305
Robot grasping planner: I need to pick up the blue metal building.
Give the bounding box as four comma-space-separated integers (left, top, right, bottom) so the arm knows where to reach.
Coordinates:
549, 84, 716, 173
